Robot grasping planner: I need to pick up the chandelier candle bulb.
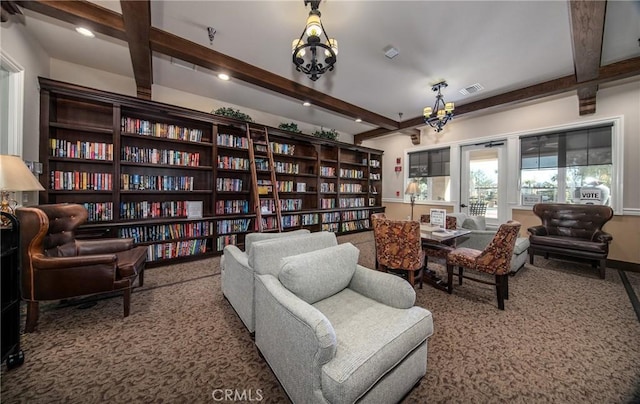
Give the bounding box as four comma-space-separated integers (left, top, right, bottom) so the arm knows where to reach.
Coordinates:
305, 14, 322, 37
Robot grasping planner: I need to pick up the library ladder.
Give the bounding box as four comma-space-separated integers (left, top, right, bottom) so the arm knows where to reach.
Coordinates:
248, 125, 282, 232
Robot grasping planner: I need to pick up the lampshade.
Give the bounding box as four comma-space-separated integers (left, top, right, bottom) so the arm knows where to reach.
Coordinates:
405, 182, 419, 195
0, 155, 44, 192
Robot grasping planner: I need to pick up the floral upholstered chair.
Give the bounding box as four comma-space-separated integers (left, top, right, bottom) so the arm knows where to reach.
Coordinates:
372, 218, 425, 288
446, 220, 521, 310
370, 212, 387, 269
420, 214, 458, 259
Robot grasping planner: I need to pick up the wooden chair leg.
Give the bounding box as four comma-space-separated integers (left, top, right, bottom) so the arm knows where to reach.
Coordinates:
25, 301, 39, 333
529, 248, 534, 265
458, 267, 464, 285
408, 270, 415, 287
495, 275, 505, 310
446, 264, 454, 294
138, 266, 145, 287
503, 274, 509, 300
123, 287, 131, 317
598, 260, 606, 279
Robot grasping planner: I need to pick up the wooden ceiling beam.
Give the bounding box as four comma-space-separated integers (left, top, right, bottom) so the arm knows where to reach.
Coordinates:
16, 0, 127, 41
148, 28, 399, 130
355, 56, 640, 143
569, 0, 606, 115
120, 0, 152, 99
17, 1, 399, 130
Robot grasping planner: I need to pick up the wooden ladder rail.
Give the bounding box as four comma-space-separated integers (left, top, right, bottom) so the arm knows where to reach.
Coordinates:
247, 125, 282, 232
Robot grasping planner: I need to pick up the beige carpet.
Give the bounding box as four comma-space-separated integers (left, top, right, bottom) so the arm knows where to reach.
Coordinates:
2, 232, 639, 404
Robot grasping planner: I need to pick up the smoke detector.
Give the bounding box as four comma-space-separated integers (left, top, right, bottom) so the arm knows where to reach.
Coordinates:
384, 46, 399, 59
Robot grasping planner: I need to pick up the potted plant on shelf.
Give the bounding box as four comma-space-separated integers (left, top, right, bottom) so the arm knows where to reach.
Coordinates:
312, 127, 339, 141
278, 122, 302, 133
211, 107, 254, 122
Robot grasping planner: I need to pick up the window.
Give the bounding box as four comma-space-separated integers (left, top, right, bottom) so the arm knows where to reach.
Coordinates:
520, 124, 613, 206
408, 147, 451, 201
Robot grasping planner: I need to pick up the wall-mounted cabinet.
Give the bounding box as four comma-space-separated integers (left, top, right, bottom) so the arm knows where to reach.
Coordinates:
38, 78, 384, 267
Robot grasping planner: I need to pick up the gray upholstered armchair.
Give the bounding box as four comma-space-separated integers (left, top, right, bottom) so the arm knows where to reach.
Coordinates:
221, 229, 311, 332
251, 233, 433, 403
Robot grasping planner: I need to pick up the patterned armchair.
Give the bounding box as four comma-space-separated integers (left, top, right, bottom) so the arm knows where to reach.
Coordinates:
446, 220, 521, 310
370, 212, 387, 269
372, 218, 425, 288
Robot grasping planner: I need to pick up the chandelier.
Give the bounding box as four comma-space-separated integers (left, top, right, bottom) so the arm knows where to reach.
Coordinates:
292, 0, 338, 81
423, 81, 455, 132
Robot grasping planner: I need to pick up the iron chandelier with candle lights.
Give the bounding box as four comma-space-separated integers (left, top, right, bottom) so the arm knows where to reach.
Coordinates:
292, 0, 338, 81
423, 81, 455, 132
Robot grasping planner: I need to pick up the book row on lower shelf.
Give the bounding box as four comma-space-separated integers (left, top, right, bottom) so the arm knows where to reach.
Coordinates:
146, 239, 208, 261
118, 221, 214, 243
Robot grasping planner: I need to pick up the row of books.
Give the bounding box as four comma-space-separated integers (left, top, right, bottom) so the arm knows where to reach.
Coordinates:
217, 177, 244, 192
320, 166, 336, 177
280, 199, 303, 212
217, 156, 249, 170
118, 221, 214, 243
339, 183, 363, 193
321, 212, 341, 223
321, 198, 336, 209
217, 133, 248, 149
369, 159, 381, 168
341, 219, 371, 232
370, 173, 381, 180
259, 216, 279, 231
121, 174, 194, 191
120, 201, 187, 220
255, 158, 269, 171
281, 215, 300, 228
339, 168, 365, 179
322, 223, 339, 232
339, 198, 366, 208
51, 171, 113, 191
215, 199, 250, 215
270, 142, 296, 156
274, 161, 299, 174
121, 146, 201, 167
83, 202, 113, 222
121, 117, 204, 142
216, 234, 237, 251
147, 239, 208, 261
320, 182, 336, 193
217, 218, 251, 234
342, 210, 370, 221
50, 138, 113, 161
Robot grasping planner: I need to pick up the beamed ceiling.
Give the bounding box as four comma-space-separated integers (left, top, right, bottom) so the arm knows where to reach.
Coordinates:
3, 1, 640, 144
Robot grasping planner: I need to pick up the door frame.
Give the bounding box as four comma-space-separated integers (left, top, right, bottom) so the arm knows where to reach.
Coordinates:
459, 140, 508, 226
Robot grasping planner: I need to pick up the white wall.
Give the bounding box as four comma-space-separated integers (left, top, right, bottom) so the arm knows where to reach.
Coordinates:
363, 79, 640, 210
0, 20, 49, 163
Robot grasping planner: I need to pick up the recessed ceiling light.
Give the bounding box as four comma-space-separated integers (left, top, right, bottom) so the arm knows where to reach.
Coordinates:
75, 27, 95, 38
303, 101, 311, 107
355, 118, 362, 123
218, 73, 230, 81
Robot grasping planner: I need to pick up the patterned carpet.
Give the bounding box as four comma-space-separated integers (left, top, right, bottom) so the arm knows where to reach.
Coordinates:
2, 231, 639, 404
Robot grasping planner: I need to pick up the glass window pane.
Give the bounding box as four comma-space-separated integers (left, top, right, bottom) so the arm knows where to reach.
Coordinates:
566, 131, 588, 166
588, 127, 612, 165
539, 134, 559, 168
521, 136, 539, 169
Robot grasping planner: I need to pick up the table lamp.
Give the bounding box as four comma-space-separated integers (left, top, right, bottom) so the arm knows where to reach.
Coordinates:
0, 155, 45, 226
405, 181, 419, 221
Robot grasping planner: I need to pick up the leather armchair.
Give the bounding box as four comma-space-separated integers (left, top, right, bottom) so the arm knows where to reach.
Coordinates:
527, 203, 613, 278
16, 203, 147, 332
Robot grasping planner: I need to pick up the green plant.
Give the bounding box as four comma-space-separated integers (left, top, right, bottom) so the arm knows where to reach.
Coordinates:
212, 107, 253, 122
312, 127, 339, 141
278, 122, 302, 133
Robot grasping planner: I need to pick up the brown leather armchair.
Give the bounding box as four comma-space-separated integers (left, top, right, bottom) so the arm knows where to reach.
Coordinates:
16, 203, 147, 332
527, 203, 613, 279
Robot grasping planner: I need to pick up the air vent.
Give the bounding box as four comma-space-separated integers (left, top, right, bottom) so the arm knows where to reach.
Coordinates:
171, 57, 196, 71
459, 83, 484, 96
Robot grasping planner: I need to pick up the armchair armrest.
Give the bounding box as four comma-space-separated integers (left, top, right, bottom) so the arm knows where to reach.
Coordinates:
528, 225, 548, 236
592, 230, 613, 243
349, 265, 416, 309
222, 244, 249, 270
32, 253, 117, 270
76, 238, 133, 255
255, 274, 336, 364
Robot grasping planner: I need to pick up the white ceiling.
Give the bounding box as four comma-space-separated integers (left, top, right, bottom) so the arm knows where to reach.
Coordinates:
12, 0, 640, 137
